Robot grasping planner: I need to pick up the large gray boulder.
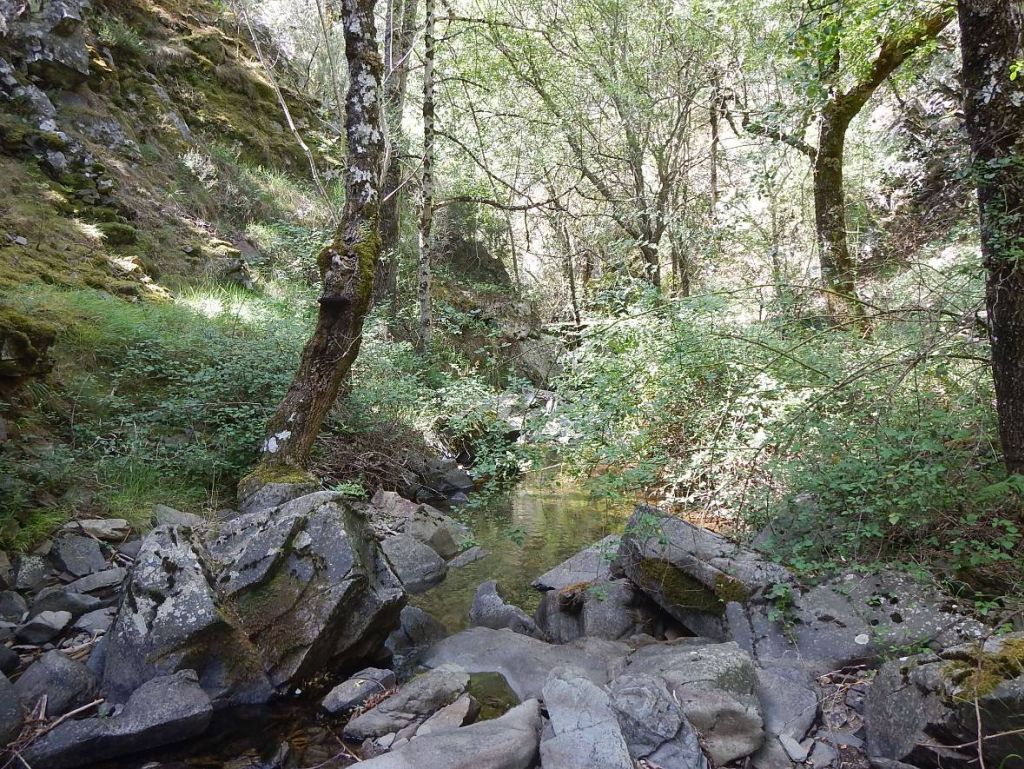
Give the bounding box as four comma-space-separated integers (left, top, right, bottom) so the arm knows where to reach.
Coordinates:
22, 670, 212, 769
470, 580, 542, 638
865, 633, 1024, 768
532, 535, 620, 591
355, 699, 542, 769
370, 490, 467, 559
423, 627, 630, 701
728, 571, 988, 675
321, 667, 396, 715
14, 650, 96, 717
381, 534, 447, 593
387, 605, 447, 658
101, 492, 405, 707
534, 579, 663, 643
344, 664, 470, 741
540, 667, 634, 769
51, 534, 106, 577
621, 639, 765, 765
609, 672, 709, 769
617, 505, 792, 639
0, 674, 22, 745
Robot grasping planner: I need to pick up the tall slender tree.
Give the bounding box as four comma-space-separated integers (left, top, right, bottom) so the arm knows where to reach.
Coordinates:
256, 0, 385, 472
417, 0, 435, 350
958, 0, 1024, 475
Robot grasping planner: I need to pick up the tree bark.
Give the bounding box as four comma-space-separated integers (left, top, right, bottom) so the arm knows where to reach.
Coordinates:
958, 0, 1024, 475
417, 0, 435, 351
258, 0, 384, 470
376, 0, 419, 311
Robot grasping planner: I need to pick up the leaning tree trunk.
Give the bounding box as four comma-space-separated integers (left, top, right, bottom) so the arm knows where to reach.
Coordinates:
812, 105, 865, 324
416, 0, 435, 350
959, 0, 1024, 475
257, 0, 384, 471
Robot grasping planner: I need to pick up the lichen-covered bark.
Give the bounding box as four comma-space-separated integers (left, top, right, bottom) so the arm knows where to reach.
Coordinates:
959, 0, 1024, 475
258, 0, 384, 471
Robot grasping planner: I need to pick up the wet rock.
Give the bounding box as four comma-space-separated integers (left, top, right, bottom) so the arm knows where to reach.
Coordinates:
14, 554, 52, 591
532, 535, 620, 591
152, 504, 205, 528
387, 606, 446, 658
0, 674, 22, 745
344, 664, 470, 741
540, 668, 634, 769
23, 669, 213, 769
63, 518, 131, 542
622, 639, 764, 764
102, 492, 405, 707
470, 580, 542, 638
618, 505, 792, 639
51, 534, 107, 577
449, 546, 488, 569
381, 534, 447, 594
15, 650, 96, 717
16, 609, 71, 643
865, 633, 1024, 768
0, 590, 26, 622
321, 667, 396, 715
64, 567, 126, 594
610, 672, 709, 769
356, 698, 541, 769
424, 627, 630, 701
30, 590, 100, 618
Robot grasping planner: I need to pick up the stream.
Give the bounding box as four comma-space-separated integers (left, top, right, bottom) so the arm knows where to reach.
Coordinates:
96, 481, 632, 769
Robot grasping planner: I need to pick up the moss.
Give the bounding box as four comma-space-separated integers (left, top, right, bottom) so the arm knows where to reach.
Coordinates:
714, 572, 751, 604
635, 558, 726, 615
237, 464, 316, 502
0, 304, 59, 378
97, 222, 138, 245
943, 637, 1024, 700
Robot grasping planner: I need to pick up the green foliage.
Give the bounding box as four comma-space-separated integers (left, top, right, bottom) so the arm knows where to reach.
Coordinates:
95, 15, 149, 58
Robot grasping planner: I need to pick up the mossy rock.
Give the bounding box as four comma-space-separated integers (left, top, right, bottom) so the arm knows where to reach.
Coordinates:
634, 557, 727, 616
944, 636, 1024, 700
97, 222, 138, 245
0, 304, 58, 379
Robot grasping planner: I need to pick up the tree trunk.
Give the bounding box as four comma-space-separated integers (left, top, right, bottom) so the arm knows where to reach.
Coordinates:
709, 73, 720, 216
417, 0, 435, 351
376, 0, 418, 311
639, 240, 661, 288
958, 0, 1024, 475
812, 105, 865, 323
258, 0, 384, 470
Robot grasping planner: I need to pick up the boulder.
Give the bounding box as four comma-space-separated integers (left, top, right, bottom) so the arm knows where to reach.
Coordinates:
752, 664, 820, 769
344, 664, 470, 741
101, 492, 405, 707
64, 567, 127, 595
6, 0, 91, 88
236, 476, 319, 516
22, 670, 213, 769
152, 504, 205, 528
321, 667, 396, 715
387, 605, 447, 658
535, 579, 663, 643
617, 505, 792, 638
540, 667, 634, 769
381, 534, 447, 594
51, 534, 106, 577
532, 535, 620, 591
865, 633, 1024, 768
63, 518, 131, 541
416, 693, 479, 736
610, 672, 709, 769
449, 546, 489, 569
13, 554, 52, 592
423, 627, 630, 701
16, 609, 71, 643
354, 699, 541, 769
370, 490, 466, 559
0, 646, 19, 674
74, 606, 115, 635
14, 650, 95, 717
0, 674, 22, 745
470, 580, 542, 638
621, 639, 765, 764
728, 571, 988, 674
30, 590, 100, 618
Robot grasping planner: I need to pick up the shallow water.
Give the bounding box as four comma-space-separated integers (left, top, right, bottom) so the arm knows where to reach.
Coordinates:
414, 479, 633, 630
